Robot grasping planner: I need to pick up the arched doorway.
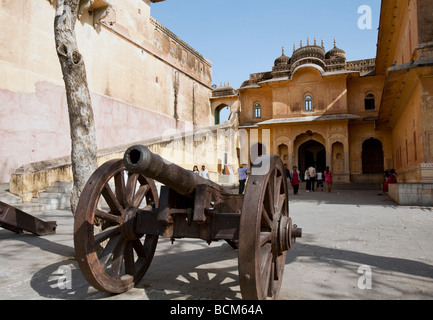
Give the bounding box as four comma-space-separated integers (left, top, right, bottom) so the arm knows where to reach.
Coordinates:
362, 138, 384, 174
298, 140, 326, 174
214, 104, 230, 125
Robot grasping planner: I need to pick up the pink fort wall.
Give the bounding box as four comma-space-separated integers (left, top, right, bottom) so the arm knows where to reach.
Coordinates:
0, 81, 185, 183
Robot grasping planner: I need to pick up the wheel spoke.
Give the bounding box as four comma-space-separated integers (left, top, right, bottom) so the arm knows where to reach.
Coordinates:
133, 238, 148, 258
261, 206, 272, 229
133, 184, 150, 208
274, 175, 282, 210
95, 209, 122, 224
114, 171, 126, 207
259, 231, 272, 247
94, 225, 120, 245
273, 254, 283, 281
125, 174, 138, 206
110, 238, 127, 277
99, 234, 121, 269
260, 245, 272, 274
259, 246, 272, 298
276, 194, 285, 215
124, 241, 135, 275
102, 183, 124, 216
139, 175, 157, 208
268, 259, 276, 297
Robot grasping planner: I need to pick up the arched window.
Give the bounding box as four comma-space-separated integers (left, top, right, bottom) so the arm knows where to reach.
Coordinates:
304, 95, 313, 111
364, 93, 375, 110
254, 103, 261, 119
278, 144, 288, 161
170, 42, 176, 55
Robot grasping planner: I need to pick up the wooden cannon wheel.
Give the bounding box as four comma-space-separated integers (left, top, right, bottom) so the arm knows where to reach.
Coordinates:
238, 155, 293, 300
74, 159, 159, 293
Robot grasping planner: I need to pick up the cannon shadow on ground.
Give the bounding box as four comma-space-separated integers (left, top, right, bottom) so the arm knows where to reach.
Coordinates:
28, 236, 433, 300
29, 239, 240, 300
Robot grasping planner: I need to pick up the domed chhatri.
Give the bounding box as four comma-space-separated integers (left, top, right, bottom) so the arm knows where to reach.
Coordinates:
325, 38, 346, 61
291, 37, 326, 65
274, 46, 291, 66
242, 38, 376, 88
212, 82, 237, 97
289, 37, 327, 73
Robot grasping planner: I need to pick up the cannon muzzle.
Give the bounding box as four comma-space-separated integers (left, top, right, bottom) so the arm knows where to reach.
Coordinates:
124, 144, 221, 196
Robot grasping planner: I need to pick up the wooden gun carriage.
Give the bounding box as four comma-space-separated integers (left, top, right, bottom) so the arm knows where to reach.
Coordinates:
73, 144, 302, 299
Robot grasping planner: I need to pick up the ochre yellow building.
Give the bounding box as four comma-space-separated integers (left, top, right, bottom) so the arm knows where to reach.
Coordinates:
237, 40, 386, 185
374, 0, 433, 205
212, 0, 433, 205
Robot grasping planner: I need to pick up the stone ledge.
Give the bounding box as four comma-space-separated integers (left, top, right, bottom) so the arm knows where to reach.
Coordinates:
9, 152, 123, 203
388, 183, 433, 206
9, 115, 240, 202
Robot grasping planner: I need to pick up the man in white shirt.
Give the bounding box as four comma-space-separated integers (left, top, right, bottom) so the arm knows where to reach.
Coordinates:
199, 165, 209, 179
308, 166, 316, 191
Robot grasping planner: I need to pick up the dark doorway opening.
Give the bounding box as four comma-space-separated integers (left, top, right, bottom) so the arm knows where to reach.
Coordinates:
298, 140, 326, 175
362, 138, 384, 174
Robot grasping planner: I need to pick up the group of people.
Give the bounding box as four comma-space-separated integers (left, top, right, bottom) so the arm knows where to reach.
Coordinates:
193, 164, 249, 195
192, 165, 209, 179
193, 163, 249, 195
284, 164, 333, 195
194, 162, 398, 197
286, 165, 398, 195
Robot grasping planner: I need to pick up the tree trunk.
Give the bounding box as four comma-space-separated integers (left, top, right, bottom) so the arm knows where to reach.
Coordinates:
54, 0, 98, 215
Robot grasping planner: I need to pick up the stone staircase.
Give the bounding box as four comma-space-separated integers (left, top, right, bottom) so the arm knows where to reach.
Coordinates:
1, 182, 72, 213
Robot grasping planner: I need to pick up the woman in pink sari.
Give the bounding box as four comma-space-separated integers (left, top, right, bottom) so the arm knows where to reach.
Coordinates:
383, 169, 397, 193
291, 166, 300, 195
324, 166, 333, 193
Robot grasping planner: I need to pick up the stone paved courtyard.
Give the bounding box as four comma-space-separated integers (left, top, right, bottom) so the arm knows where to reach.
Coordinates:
1, 184, 432, 300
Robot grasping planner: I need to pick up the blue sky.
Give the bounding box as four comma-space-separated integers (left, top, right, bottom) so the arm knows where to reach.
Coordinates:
151, 0, 381, 90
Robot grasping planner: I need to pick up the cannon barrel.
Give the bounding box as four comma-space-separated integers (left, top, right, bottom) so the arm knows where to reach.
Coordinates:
124, 144, 224, 196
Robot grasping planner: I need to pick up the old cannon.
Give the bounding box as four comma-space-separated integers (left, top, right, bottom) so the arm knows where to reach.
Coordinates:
73, 144, 302, 299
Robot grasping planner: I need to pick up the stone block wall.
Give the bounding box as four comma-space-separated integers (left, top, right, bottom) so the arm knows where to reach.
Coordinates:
388, 183, 433, 206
